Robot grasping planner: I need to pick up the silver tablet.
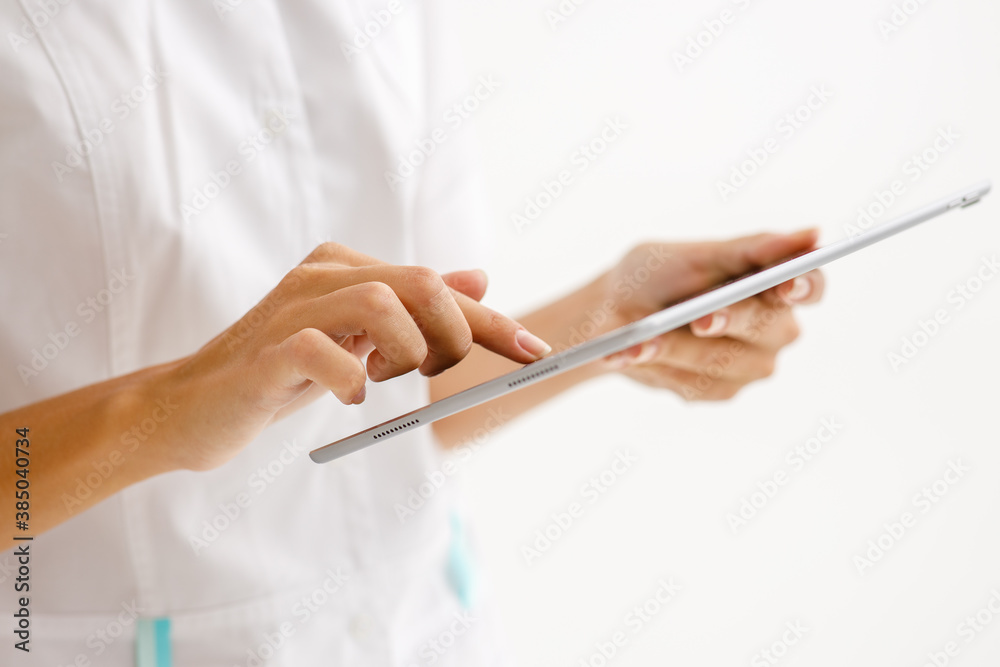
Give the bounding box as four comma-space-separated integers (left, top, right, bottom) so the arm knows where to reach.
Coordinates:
310, 180, 991, 464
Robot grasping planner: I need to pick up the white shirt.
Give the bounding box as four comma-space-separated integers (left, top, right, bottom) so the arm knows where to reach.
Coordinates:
0, 1, 508, 664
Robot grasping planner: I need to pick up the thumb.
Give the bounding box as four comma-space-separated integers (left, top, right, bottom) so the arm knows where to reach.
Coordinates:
705, 228, 820, 280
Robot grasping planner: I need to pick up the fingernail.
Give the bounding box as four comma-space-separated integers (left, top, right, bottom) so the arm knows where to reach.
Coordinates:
694, 312, 728, 337
604, 353, 630, 370
635, 340, 659, 364
515, 329, 552, 358
351, 386, 366, 405
604, 343, 642, 370
785, 276, 811, 303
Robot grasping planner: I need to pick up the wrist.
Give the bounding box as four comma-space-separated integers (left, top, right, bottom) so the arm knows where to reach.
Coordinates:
585, 268, 634, 335
555, 270, 629, 348
107, 358, 193, 478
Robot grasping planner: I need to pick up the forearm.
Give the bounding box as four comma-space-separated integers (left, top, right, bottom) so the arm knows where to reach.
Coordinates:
430, 272, 616, 448
0, 360, 185, 550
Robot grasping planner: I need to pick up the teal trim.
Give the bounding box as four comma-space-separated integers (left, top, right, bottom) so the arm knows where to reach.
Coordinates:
136, 618, 172, 667
154, 619, 172, 666
135, 619, 155, 667
446, 512, 477, 609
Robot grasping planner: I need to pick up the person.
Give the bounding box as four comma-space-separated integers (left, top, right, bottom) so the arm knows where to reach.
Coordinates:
0, 1, 823, 664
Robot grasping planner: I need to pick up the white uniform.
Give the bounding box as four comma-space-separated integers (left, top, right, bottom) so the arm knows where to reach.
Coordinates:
0, 0, 507, 664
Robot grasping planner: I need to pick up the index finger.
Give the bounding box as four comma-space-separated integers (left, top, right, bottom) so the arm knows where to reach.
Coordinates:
451, 290, 552, 364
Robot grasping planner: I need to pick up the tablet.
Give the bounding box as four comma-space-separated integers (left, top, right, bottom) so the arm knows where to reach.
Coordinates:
310, 180, 991, 464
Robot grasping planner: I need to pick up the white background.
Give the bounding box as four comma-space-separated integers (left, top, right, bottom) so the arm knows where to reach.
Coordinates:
446, 0, 1000, 665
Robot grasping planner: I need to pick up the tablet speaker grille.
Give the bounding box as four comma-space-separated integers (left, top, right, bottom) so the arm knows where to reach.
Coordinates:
373, 419, 420, 440
508, 363, 560, 388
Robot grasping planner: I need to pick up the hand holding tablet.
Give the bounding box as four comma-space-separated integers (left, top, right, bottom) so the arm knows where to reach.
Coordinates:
310, 181, 992, 464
